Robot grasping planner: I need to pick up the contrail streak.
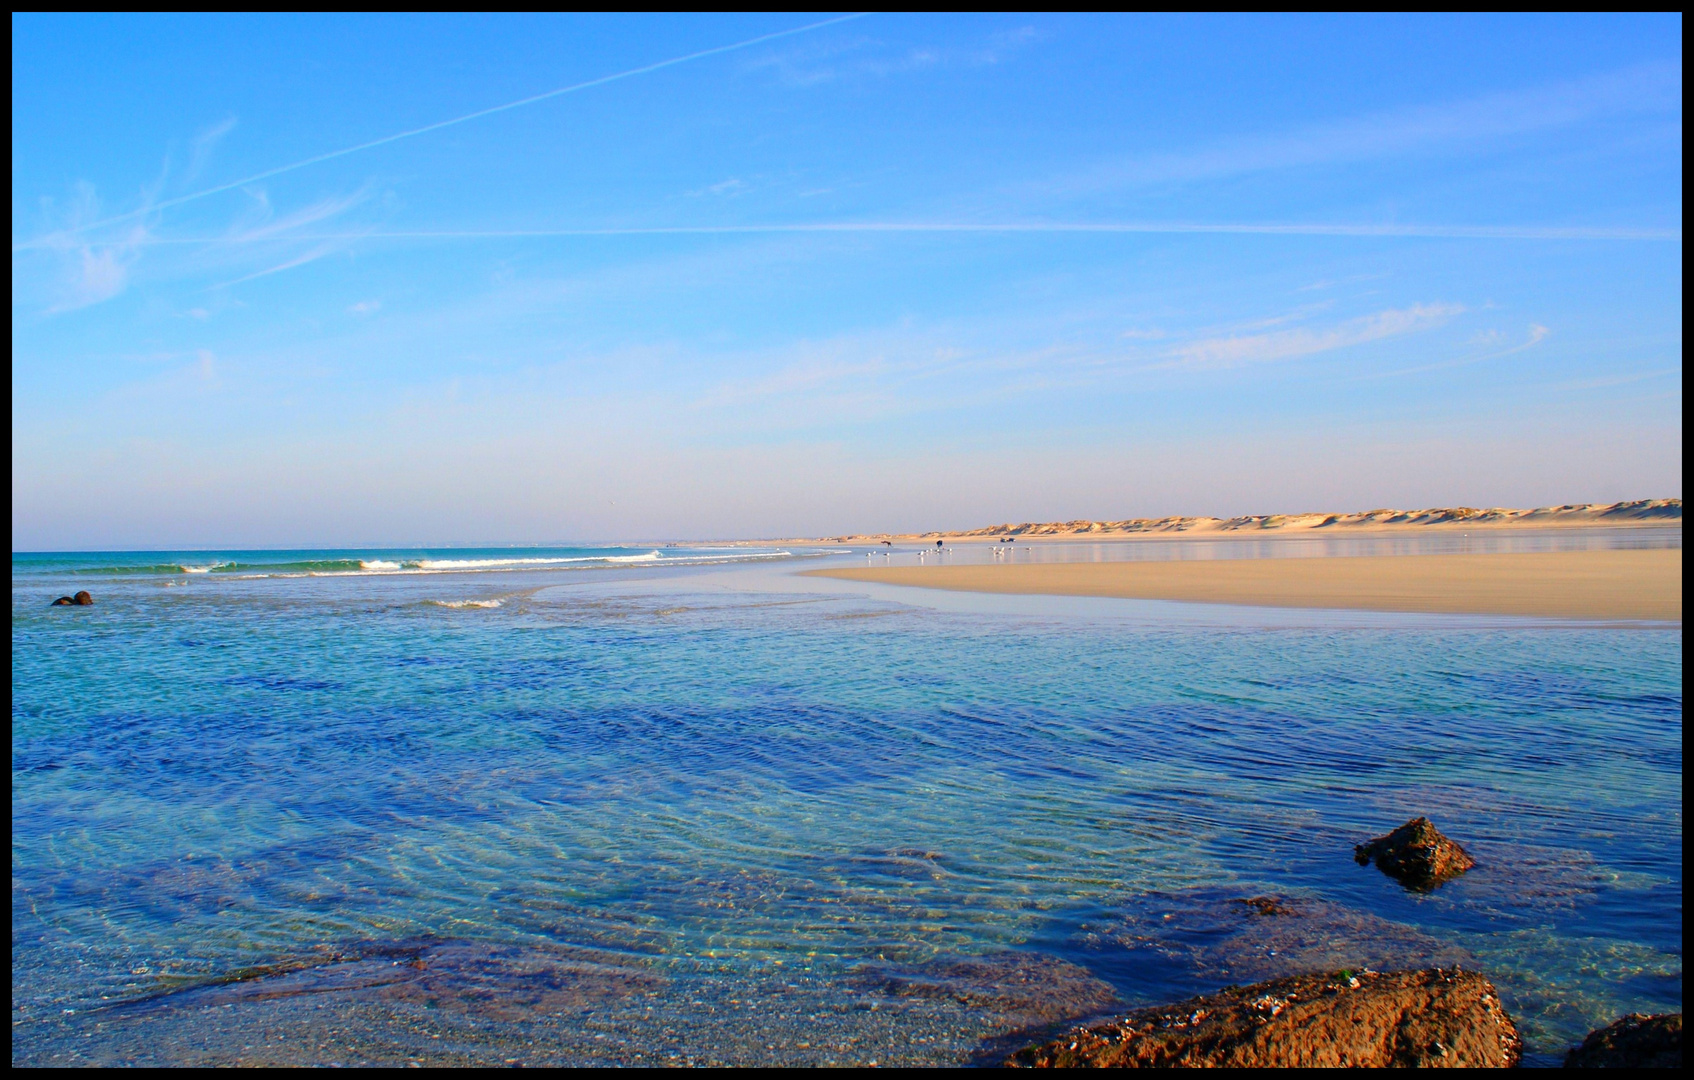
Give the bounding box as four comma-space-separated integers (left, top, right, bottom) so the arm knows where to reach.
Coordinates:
134, 221, 1682, 243
24, 13, 868, 245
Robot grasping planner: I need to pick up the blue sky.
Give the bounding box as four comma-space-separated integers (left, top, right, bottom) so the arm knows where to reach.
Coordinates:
11, 13, 1683, 547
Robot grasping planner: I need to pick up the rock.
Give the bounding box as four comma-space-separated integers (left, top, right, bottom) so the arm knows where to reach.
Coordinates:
1355, 817, 1475, 890
1006, 967, 1521, 1068
1565, 1013, 1681, 1068
51, 596, 75, 606
73, 590, 93, 605
1236, 895, 1294, 916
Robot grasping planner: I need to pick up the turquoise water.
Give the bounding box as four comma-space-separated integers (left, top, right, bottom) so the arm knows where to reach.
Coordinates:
11, 542, 1682, 1065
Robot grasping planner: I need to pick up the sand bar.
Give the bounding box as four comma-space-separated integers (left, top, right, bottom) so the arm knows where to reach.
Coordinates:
807, 549, 1682, 621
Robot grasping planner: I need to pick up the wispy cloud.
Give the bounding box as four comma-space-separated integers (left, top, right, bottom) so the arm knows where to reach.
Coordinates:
1169, 303, 1463, 368
746, 23, 1038, 86
184, 116, 237, 184
14, 14, 870, 248
211, 241, 345, 289
26, 183, 153, 313
219, 185, 375, 244
50, 240, 138, 311
1370, 323, 1549, 379
745, 36, 935, 87
1551, 365, 1680, 392
687, 177, 749, 197
1049, 60, 1682, 193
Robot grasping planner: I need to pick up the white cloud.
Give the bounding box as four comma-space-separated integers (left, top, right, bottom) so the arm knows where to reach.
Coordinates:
1170, 303, 1463, 368
348, 299, 382, 315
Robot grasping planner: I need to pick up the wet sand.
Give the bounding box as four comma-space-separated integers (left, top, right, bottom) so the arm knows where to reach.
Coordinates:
807, 549, 1682, 621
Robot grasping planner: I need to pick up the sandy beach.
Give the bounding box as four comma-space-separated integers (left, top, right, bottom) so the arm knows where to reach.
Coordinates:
808, 549, 1683, 621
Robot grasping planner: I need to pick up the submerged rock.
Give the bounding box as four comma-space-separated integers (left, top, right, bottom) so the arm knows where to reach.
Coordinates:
1355, 817, 1475, 890
51, 596, 75, 606
1235, 896, 1295, 917
115, 938, 662, 1022
73, 590, 93, 605
1565, 1013, 1681, 1068
1083, 888, 1472, 991
869, 951, 1118, 1030
1006, 967, 1521, 1068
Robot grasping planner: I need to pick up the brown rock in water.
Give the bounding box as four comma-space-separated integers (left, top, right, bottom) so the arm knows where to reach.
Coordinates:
1355, 817, 1475, 890
1006, 967, 1521, 1068
73, 590, 94, 605
51, 596, 75, 606
1236, 895, 1295, 917
1565, 1013, 1682, 1068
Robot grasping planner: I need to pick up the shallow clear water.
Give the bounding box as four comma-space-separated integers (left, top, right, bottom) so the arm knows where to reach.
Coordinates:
12, 540, 1683, 1066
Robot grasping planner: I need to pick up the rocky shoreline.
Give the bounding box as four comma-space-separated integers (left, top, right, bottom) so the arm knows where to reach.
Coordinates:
1006, 967, 1523, 1068
1002, 817, 1680, 1068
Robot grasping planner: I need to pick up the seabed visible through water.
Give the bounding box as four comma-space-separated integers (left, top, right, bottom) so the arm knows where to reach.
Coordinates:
11, 537, 1683, 1066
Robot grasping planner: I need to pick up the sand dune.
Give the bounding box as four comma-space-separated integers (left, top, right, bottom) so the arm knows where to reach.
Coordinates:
805, 499, 1680, 544
809, 549, 1682, 621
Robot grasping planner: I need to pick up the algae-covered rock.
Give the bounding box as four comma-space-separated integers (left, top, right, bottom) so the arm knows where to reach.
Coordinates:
1355, 817, 1475, 890
1565, 1013, 1681, 1068
1006, 967, 1521, 1068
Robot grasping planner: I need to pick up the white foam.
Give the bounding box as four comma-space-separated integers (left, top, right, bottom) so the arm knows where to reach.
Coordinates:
603, 551, 664, 564
428, 598, 504, 608
232, 549, 799, 579
181, 563, 225, 574
413, 550, 667, 570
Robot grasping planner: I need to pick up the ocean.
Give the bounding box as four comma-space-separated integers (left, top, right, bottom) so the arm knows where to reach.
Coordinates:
11, 537, 1682, 1066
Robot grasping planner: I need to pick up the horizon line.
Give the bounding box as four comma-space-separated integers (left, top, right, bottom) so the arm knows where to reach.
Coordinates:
11, 497, 1683, 553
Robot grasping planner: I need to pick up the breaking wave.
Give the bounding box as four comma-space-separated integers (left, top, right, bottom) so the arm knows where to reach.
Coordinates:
50, 549, 799, 579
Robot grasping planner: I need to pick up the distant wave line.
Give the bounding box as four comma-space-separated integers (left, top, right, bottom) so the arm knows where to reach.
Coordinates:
137, 222, 1682, 243
13, 13, 869, 250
